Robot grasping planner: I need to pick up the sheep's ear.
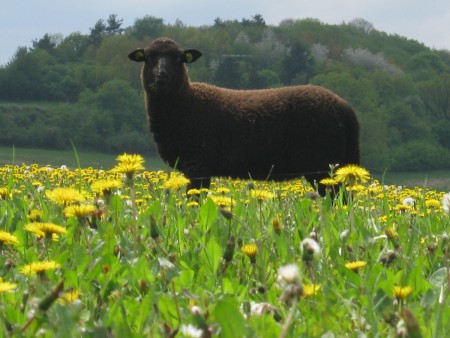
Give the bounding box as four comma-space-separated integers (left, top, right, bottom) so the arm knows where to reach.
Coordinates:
183, 49, 202, 63
128, 49, 146, 62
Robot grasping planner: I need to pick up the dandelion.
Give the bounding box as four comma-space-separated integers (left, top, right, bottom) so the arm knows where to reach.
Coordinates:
272, 217, 282, 234
91, 179, 122, 197
425, 199, 441, 209
277, 264, 300, 286
209, 195, 233, 208
0, 278, 18, 293
302, 284, 321, 298
0, 187, 11, 199
241, 243, 258, 263
179, 324, 204, 338
319, 178, 337, 186
163, 172, 190, 191
402, 197, 415, 207
395, 204, 412, 212
0, 230, 19, 246
64, 204, 97, 218
113, 153, 145, 178
28, 209, 43, 222
20, 260, 61, 276
24, 222, 67, 241
334, 165, 370, 186
58, 289, 80, 304
393, 286, 413, 300
46, 187, 85, 205
251, 189, 275, 201
345, 261, 367, 271
301, 238, 321, 262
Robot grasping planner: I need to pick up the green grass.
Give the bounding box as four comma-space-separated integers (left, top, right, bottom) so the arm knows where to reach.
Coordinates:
0, 146, 165, 170
0, 157, 449, 337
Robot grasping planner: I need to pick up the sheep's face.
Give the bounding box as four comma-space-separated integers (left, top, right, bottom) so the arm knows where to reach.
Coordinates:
128, 38, 202, 96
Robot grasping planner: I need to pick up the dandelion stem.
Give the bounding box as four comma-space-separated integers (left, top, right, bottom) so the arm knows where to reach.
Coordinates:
279, 298, 298, 338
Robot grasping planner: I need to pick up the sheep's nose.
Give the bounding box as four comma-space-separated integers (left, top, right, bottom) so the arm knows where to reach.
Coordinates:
157, 70, 168, 79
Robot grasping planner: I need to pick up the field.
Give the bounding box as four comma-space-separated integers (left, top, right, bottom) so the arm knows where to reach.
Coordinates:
0, 151, 449, 337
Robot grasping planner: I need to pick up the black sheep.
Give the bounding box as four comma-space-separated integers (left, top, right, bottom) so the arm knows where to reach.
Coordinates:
128, 38, 360, 195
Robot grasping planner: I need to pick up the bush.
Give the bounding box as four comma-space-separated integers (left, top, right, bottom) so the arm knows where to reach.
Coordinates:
390, 140, 450, 171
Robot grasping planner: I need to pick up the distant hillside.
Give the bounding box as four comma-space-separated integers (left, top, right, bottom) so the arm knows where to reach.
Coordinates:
1, 15, 449, 172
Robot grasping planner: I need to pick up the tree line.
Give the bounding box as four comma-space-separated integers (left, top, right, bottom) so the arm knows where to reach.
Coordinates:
0, 14, 449, 172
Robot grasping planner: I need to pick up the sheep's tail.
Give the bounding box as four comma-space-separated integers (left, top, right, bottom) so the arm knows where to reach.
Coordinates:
342, 103, 360, 165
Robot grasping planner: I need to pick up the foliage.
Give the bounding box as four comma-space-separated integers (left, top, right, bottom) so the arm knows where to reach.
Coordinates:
0, 158, 449, 337
1, 14, 450, 172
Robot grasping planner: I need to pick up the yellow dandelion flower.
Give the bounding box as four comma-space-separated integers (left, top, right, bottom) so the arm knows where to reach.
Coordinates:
345, 261, 367, 271
46, 187, 85, 205
0, 279, 18, 293
28, 209, 43, 222
58, 289, 80, 304
209, 195, 233, 208
163, 173, 190, 191
0, 187, 11, 199
241, 244, 258, 258
334, 165, 370, 185
0, 230, 19, 245
425, 199, 441, 209
91, 179, 122, 196
302, 284, 321, 298
393, 286, 413, 300
395, 204, 412, 212
384, 227, 398, 239
187, 188, 201, 195
187, 201, 199, 207
216, 187, 231, 194
20, 260, 61, 276
251, 189, 275, 201
64, 204, 97, 218
24, 222, 67, 239
319, 178, 338, 186
113, 153, 145, 176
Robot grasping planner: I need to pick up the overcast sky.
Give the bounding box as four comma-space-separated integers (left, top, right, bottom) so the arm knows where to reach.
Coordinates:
1, 0, 450, 66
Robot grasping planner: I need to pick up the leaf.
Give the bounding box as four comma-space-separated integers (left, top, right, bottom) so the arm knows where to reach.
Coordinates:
429, 268, 448, 288
201, 237, 222, 275
212, 299, 246, 338
198, 198, 218, 232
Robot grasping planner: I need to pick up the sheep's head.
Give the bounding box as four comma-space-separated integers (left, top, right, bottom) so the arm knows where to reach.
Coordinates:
128, 38, 202, 95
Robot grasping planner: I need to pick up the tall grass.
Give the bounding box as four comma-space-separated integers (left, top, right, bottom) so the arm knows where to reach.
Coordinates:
0, 156, 448, 337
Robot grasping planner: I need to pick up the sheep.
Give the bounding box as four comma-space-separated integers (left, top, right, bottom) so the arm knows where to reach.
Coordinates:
128, 38, 360, 195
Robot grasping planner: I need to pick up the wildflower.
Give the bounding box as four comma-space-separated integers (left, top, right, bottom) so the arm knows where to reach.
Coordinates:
395, 204, 412, 212
393, 286, 413, 300
28, 209, 43, 222
0, 230, 19, 245
24, 222, 67, 240
241, 243, 258, 263
163, 173, 190, 190
187, 188, 201, 196
46, 187, 85, 205
20, 260, 61, 276
442, 193, 450, 213
251, 189, 275, 201
91, 179, 122, 197
246, 301, 277, 317
319, 178, 337, 186
272, 217, 282, 234
301, 238, 321, 262
216, 187, 230, 194
425, 199, 441, 209
402, 197, 415, 207
0, 278, 18, 293
334, 165, 370, 185
302, 284, 321, 298
277, 264, 300, 286
64, 204, 97, 218
209, 195, 233, 208
179, 324, 204, 338
58, 289, 80, 304
113, 153, 145, 178
0, 187, 11, 199
345, 261, 367, 271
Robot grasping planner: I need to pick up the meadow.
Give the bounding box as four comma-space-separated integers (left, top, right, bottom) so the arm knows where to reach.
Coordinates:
0, 153, 449, 337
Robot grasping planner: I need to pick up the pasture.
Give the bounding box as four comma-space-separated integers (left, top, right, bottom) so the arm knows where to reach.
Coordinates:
0, 151, 449, 337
